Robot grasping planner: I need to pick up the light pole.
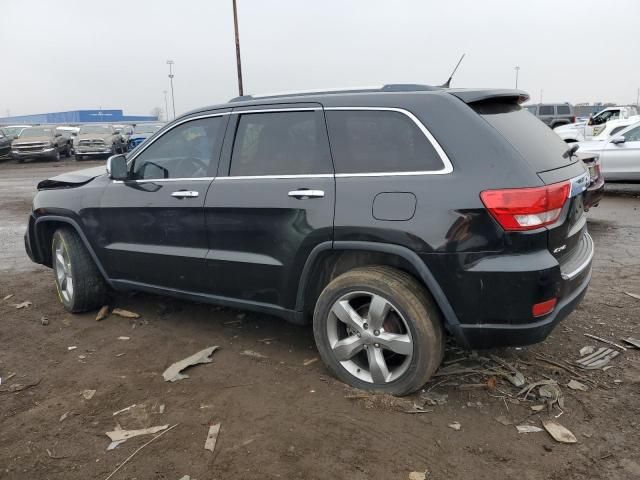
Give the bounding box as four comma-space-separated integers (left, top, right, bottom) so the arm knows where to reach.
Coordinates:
514, 66, 520, 89
232, 0, 244, 96
167, 60, 176, 120
163, 90, 169, 122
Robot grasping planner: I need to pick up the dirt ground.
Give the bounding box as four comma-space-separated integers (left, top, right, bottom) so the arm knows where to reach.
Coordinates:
1, 159, 639, 480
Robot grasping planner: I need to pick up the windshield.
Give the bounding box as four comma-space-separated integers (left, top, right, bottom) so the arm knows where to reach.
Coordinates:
134, 124, 163, 134
3, 126, 28, 137
21, 127, 54, 138
474, 103, 576, 172
79, 125, 112, 134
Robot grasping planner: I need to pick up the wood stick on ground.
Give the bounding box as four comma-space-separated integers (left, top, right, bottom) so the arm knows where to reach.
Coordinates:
103, 424, 178, 480
534, 355, 595, 384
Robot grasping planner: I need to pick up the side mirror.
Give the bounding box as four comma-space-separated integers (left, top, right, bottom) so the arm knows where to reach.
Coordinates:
107, 154, 129, 180
611, 136, 626, 145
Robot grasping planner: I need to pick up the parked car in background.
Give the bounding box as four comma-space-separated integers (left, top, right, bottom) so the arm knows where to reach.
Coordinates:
577, 121, 640, 181
574, 149, 604, 209
0, 129, 12, 159
128, 123, 164, 150
11, 126, 72, 162
114, 125, 134, 151
555, 117, 638, 143
1, 125, 32, 139
25, 86, 593, 395
75, 124, 126, 160
524, 103, 575, 128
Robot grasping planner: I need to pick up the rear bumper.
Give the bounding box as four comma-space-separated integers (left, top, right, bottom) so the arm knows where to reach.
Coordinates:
459, 264, 590, 348
426, 232, 593, 349
584, 176, 605, 209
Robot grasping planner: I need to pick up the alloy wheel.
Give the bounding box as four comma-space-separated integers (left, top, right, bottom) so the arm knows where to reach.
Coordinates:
54, 241, 74, 303
326, 291, 413, 384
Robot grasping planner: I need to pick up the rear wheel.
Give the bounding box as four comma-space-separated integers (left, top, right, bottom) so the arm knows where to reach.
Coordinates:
52, 228, 107, 313
64, 145, 71, 157
313, 266, 444, 395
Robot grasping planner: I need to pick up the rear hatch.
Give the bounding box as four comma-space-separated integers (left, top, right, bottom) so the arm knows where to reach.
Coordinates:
471, 100, 590, 270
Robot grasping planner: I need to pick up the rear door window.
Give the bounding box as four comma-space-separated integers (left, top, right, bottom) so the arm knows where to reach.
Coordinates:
538, 105, 555, 115
230, 111, 332, 176
556, 105, 570, 115
473, 103, 575, 171
325, 110, 445, 174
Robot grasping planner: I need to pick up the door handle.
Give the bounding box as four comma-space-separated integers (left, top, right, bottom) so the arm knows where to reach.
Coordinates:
288, 189, 325, 199
171, 190, 199, 198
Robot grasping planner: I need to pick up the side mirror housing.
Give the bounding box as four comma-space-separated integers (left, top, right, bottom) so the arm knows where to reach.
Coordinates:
107, 154, 129, 180
611, 136, 626, 145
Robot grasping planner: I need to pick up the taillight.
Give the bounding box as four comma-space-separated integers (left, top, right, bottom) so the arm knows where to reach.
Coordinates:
480, 181, 570, 231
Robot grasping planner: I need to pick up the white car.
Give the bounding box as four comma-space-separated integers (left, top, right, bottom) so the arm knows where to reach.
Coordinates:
555, 106, 640, 143
577, 121, 640, 181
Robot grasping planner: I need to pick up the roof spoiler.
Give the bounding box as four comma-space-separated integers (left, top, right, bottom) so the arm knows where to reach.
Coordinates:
450, 89, 530, 105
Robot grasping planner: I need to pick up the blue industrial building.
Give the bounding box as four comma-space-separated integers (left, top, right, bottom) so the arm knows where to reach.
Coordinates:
1, 109, 158, 124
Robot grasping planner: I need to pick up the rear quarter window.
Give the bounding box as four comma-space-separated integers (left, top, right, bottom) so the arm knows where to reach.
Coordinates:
556, 105, 571, 115
325, 110, 445, 174
473, 103, 576, 172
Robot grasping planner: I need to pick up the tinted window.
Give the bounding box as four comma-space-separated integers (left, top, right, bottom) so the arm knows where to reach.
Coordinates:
325, 110, 444, 174
230, 111, 330, 176
538, 105, 555, 115
591, 110, 619, 125
525, 106, 537, 114
556, 105, 570, 115
132, 116, 225, 179
474, 103, 575, 171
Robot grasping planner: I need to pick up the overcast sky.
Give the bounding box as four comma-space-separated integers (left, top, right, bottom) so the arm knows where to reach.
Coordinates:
1, 0, 639, 118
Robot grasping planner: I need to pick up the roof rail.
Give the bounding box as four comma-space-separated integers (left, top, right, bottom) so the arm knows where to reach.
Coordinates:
228, 84, 442, 102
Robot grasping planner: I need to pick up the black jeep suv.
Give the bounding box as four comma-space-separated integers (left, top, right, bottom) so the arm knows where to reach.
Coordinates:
25, 85, 593, 395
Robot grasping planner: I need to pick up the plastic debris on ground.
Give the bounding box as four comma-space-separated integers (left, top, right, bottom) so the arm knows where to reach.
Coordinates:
567, 380, 588, 391
204, 423, 221, 452
240, 350, 268, 360
81, 389, 96, 400
516, 425, 543, 433
162, 346, 219, 382
448, 421, 461, 431
542, 420, 577, 443
96, 305, 110, 321
106, 424, 169, 450
576, 347, 620, 369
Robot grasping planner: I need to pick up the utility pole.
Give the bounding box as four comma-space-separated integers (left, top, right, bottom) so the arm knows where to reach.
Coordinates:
636, 87, 639, 107
163, 90, 169, 122
167, 60, 176, 120
540, 89, 543, 103
232, 0, 244, 96
514, 66, 520, 89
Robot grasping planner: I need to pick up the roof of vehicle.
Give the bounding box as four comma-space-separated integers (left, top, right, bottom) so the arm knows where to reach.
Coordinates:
182, 85, 530, 117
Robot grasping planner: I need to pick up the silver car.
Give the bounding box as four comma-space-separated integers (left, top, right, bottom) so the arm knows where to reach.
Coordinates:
577, 121, 640, 181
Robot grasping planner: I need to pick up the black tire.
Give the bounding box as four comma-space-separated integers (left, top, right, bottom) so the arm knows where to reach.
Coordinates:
313, 265, 444, 396
51, 228, 107, 313
76, 154, 83, 161
64, 145, 71, 158
52, 150, 61, 162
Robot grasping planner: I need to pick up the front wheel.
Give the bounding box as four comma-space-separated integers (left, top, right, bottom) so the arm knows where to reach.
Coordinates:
313, 266, 444, 396
52, 150, 61, 162
52, 228, 107, 312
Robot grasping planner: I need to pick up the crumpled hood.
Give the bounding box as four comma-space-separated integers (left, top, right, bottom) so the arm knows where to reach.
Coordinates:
37, 165, 106, 189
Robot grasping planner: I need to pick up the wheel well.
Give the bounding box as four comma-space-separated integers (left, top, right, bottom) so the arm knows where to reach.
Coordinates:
36, 220, 71, 267
301, 249, 428, 319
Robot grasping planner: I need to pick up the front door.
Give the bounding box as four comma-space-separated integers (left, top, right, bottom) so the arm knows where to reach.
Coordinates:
601, 124, 640, 180
98, 113, 229, 291
203, 105, 335, 310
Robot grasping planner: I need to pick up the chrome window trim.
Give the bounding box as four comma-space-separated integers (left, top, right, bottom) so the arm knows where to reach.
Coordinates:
112, 177, 215, 184
324, 107, 453, 177
119, 105, 453, 183
216, 174, 333, 181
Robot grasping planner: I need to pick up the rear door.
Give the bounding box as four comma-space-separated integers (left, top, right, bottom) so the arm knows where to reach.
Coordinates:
203, 104, 335, 310
601, 124, 640, 180
98, 113, 229, 291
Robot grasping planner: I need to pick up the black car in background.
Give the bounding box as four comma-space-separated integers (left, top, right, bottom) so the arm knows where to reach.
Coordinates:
24, 85, 593, 395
